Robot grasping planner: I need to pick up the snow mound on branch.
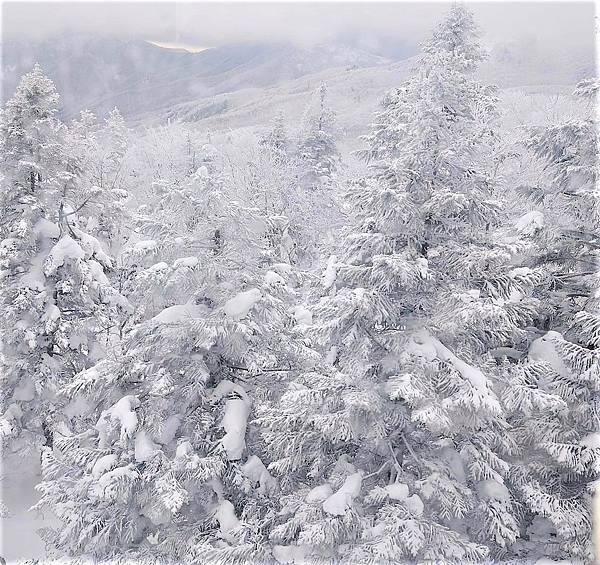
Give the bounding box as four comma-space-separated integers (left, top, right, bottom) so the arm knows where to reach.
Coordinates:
173, 256, 199, 269
241, 455, 277, 495
33, 218, 60, 240
220, 396, 251, 461
305, 483, 333, 503
293, 305, 313, 326
528, 331, 569, 376
214, 499, 240, 536
91, 454, 118, 479
44, 236, 85, 273
223, 288, 262, 320
409, 329, 500, 412
134, 240, 158, 251
385, 482, 409, 501
515, 211, 544, 236
265, 270, 286, 286
273, 545, 310, 564
405, 494, 424, 516
152, 302, 207, 324
476, 479, 511, 502
93, 464, 138, 495
322, 472, 362, 516
95, 395, 140, 446
322, 255, 337, 290
580, 432, 600, 449
135, 430, 160, 462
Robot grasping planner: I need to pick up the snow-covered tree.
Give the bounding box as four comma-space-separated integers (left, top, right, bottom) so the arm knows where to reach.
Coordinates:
260, 110, 288, 161
257, 6, 536, 561
297, 83, 339, 191
501, 78, 599, 562
0, 66, 129, 456
67, 107, 132, 254
33, 140, 318, 561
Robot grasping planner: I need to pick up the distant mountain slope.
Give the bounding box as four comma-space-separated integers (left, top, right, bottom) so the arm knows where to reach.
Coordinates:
1, 35, 390, 119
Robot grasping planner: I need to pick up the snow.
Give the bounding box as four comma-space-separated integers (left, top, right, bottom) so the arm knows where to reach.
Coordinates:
241, 455, 277, 495
305, 483, 333, 503
223, 288, 262, 319
33, 218, 60, 240
293, 305, 313, 326
146, 261, 170, 273
12, 378, 35, 402
220, 396, 251, 461
44, 235, 85, 273
93, 464, 138, 496
95, 395, 140, 446
385, 482, 409, 501
272, 545, 310, 564
405, 494, 424, 516
173, 256, 199, 269
134, 240, 158, 251
476, 479, 511, 502
580, 432, 600, 449
515, 210, 545, 235
528, 331, 569, 376
214, 499, 240, 535
135, 430, 160, 462
322, 472, 363, 516
265, 270, 286, 286
91, 454, 118, 479
159, 415, 181, 445
322, 255, 338, 290
152, 302, 207, 324
410, 329, 500, 411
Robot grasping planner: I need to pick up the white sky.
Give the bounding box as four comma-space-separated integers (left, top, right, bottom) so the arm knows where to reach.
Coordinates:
1, 1, 596, 56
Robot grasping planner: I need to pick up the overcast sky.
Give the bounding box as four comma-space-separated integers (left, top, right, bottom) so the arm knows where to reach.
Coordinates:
1, 1, 596, 56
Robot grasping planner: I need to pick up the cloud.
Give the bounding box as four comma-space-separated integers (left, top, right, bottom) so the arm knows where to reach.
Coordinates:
2, 1, 596, 59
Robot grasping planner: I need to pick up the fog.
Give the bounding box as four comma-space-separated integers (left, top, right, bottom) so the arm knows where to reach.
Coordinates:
2, 1, 596, 58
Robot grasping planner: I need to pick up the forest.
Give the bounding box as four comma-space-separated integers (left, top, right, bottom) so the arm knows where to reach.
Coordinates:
0, 5, 598, 564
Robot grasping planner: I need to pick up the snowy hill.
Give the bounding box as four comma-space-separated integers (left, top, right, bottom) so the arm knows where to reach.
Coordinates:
1, 35, 390, 119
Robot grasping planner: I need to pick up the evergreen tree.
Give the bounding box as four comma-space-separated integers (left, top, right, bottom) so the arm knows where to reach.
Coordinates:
258, 6, 535, 561
501, 78, 600, 562
297, 83, 339, 191
0, 66, 129, 455
34, 142, 315, 561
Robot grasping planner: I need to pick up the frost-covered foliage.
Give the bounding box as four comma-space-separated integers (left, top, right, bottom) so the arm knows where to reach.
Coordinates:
0, 66, 129, 456
297, 83, 340, 191
2, 6, 597, 565
500, 78, 600, 562
256, 5, 536, 561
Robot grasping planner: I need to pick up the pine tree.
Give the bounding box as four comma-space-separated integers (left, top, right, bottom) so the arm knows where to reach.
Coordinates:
501, 78, 600, 562
257, 6, 534, 561
0, 66, 129, 456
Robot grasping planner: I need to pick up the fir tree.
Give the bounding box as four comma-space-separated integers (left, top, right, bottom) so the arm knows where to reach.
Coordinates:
501, 78, 600, 562
258, 6, 533, 561
0, 66, 129, 456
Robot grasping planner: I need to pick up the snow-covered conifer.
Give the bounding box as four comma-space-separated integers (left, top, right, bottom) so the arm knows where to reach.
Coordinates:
258, 6, 532, 561
0, 66, 129, 456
